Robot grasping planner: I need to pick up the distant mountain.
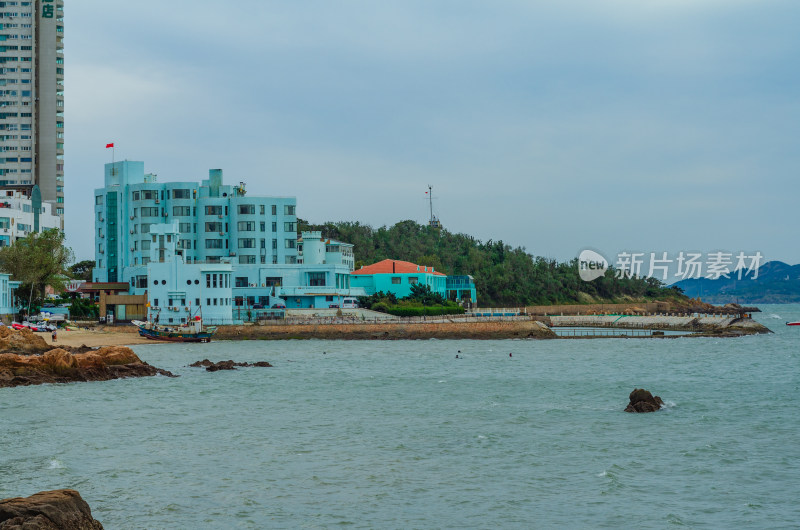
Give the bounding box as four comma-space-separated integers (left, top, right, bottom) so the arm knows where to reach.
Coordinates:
674, 261, 800, 304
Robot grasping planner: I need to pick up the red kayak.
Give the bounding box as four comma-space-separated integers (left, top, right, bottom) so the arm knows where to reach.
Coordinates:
787, 322, 800, 326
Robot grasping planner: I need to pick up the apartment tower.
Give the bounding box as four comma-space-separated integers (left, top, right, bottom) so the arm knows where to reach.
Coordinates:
0, 0, 65, 226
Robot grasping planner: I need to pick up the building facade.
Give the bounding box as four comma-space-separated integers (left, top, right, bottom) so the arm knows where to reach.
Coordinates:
146, 223, 233, 325
0, 1, 65, 222
0, 186, 61, 246
0, 271, 20, 317
94, 161, 366, 312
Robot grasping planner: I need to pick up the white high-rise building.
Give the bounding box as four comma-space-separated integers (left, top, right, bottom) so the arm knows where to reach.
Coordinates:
0, 0, 65, 226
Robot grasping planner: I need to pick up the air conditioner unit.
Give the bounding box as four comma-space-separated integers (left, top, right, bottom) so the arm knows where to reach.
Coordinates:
162, 212, 168, 217
130, 216, 135, 220
218, 214, 223, 219
219, 231, 224, 235
155, 199, 160, 204
129, 229, 135, 234
229, 252, 236, 256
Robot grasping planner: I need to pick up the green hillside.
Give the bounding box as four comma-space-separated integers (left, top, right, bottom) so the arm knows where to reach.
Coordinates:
299, 219, 685, 307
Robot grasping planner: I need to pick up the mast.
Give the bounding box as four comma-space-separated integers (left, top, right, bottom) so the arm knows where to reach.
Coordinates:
427, 185, 441, 229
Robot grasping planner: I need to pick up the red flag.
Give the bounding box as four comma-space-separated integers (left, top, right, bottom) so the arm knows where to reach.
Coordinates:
106, 143, 114, 148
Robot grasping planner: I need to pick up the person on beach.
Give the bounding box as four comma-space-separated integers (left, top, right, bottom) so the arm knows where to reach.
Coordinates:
52, 329, 57, 342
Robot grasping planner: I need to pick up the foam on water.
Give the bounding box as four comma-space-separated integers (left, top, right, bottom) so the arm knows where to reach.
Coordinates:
47, 459, 65, 469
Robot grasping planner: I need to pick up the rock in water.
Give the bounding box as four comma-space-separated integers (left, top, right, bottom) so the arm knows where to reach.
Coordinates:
0, 347, 176, 388
0, 489, 103, 529
189, 359, 274, 371
625, 388, 665, 413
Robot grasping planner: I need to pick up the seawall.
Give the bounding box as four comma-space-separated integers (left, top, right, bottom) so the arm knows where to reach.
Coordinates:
548, 315, 771, 335
214, 319, 556, 340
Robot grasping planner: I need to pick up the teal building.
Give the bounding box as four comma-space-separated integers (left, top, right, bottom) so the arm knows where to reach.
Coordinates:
351, 259, 477, 304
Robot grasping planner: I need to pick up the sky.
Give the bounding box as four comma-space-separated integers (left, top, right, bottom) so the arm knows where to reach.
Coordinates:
64, 0, 800, 269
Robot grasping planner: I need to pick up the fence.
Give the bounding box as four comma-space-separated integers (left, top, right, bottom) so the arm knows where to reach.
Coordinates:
553, 328, 664, 337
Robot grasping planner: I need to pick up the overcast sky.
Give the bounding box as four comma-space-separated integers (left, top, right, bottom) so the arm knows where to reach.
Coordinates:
64, 0, 800, 268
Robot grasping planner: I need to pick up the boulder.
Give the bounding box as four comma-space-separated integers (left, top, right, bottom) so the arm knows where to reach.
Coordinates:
624, 388, 665, 413
0, 326, 51, 355
0, 347, 176, 388
0, 489, 103, 529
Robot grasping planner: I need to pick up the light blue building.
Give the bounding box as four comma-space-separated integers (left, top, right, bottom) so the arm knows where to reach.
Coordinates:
0, 273, 20, 319
93, 161, 365, 311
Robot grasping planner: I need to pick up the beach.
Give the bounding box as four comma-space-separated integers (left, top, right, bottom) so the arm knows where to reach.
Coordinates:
35, 327, 160, 348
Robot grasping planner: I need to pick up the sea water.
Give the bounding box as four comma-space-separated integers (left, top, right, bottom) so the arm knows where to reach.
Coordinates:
1, 305, 799, 528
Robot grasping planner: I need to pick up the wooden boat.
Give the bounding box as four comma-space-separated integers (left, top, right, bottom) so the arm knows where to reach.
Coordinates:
131, 316, 217, 342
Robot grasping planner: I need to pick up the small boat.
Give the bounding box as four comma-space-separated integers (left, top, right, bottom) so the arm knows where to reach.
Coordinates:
786, 322, 800, 326
131, 316, 217, 342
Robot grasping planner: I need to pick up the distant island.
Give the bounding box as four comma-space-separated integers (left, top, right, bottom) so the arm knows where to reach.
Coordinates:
674, 261, 800, 304
299, 219, 687, 307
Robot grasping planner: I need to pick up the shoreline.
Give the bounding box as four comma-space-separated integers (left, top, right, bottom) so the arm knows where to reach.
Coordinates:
31, 315, 772, 347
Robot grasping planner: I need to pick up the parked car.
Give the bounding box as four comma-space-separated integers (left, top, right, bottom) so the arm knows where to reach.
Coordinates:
329, 303, 340, 309
252, 304, 264, 309
271, 303, 286, 309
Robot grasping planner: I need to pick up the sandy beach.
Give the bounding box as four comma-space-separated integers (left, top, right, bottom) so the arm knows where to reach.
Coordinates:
35, 328, 165, 348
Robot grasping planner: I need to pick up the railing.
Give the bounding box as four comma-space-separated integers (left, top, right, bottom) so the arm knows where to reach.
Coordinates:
554, 328, 663, 337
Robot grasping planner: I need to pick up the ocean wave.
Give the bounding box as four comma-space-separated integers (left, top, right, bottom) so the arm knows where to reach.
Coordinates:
48, 459, 65, 470
769, 313, 782, 319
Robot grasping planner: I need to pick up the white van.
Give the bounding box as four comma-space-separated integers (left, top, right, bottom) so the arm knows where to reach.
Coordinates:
342, 297, 359, 309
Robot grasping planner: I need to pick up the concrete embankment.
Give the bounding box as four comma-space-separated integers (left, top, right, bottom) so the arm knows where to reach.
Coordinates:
214, 318, 556, 340
548, 315, 771, 335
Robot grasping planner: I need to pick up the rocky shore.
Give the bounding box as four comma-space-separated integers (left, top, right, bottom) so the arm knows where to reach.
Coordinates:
0, 489, 103, 529
0, 327, 175, 388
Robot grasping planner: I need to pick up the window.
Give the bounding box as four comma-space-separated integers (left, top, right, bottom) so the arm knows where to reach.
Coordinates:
95, 195, 103, 205
238, 204, 255, 215
235, 277, 248, 288
239, 255, 256, 264
271, 205, 277, 215
260, 222, 265, 232
409, 277, 419, 284
173, 206, 191, 216
272, 222, 277, 232
285, 256, 297, 264
205, 239, 222, 249
178, 239, 191, 250
141, 223, 152, 234
272, 239, 278, 250
141, 240, 151, 250
285, 239, 296, 249
179, 223, 192, 233
260, 205, 265, 215
308, 272, 326, 286
238, 238, 255, 249
172, 189, 190, 199
142, 190, 157, 200
264, 277, 282, 287
237, 221, 255, 231
205, 222, 222, 232
141, 207, 159, 217
213, 274, 218, 288
205, 205, 222, 215
284, 222, 297, 232
284, 205, 296, 215
392, 277, 401, 284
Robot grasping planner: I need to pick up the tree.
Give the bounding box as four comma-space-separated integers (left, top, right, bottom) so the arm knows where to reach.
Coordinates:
68, 259, 94, 282
0, 229, 74, 314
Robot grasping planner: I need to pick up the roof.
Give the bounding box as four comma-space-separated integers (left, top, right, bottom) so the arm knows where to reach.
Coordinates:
351, 259, 446, 276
